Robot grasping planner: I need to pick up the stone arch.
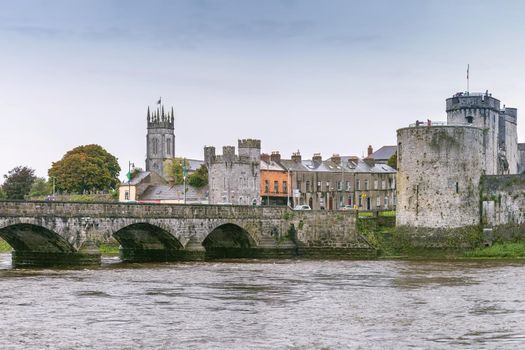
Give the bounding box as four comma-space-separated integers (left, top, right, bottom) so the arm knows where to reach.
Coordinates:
0, 223, 76, 253
202, 223, 257, 252
113, 222, 183, 252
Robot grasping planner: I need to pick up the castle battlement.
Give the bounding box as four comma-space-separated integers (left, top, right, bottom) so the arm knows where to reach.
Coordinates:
446, 92, 500, 113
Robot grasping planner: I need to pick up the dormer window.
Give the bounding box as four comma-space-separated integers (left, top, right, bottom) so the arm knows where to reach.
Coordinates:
466, 116, 474, 124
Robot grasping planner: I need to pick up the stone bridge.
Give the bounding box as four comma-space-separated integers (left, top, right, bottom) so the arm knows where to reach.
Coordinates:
0, 201, 374, 266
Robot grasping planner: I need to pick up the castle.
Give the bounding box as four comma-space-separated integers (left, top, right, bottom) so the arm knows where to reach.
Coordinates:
397, 91, 525, 239
204, 139, 261, 205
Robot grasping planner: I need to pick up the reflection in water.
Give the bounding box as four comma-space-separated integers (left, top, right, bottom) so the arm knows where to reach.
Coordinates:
0, 253, 525, 349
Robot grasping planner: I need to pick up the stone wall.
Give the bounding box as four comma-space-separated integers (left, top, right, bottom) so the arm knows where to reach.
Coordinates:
396, 125, 485, 228
481, 175, 525, 239
519, 143, 525, 174
205, 140, 261, 205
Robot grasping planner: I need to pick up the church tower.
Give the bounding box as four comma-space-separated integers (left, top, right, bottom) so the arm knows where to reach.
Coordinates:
146, 102, 175, 177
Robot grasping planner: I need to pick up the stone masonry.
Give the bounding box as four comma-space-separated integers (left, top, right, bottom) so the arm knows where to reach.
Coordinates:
205, 139, 261, 205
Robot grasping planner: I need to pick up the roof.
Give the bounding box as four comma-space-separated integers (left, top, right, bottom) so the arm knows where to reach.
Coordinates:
370, 146, 397, 161
121, 171, 151, 185
186, 159, 205, 171
260, 159, 286, 171
279, 157, 396, 174
139, 184, 208, 201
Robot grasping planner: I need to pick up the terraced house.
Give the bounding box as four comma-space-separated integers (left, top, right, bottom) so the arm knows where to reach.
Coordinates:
277, 151, 396, 210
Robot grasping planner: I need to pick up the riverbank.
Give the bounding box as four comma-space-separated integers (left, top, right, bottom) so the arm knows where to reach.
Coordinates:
2, 238, 525, 260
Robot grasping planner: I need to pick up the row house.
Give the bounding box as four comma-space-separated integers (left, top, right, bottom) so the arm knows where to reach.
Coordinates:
260, 152, 290, 206
277, 150, 396, 210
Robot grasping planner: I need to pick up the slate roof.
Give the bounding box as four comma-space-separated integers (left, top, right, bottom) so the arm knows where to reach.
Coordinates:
370, 146, 397, 161
261, 159, 286, 171
139, 184, 208, 201
122, 171, 151, 185
279, 157, 396, 174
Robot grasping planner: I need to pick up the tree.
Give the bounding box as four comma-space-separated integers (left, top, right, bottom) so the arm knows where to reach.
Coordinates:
188, 164, 208, 188
387, 152, 397, 170
0, 187, 6, 200
2, 166, 36, 199
48, 144, 121, 193
29, 177, 51, 198
164, 158, 190, 185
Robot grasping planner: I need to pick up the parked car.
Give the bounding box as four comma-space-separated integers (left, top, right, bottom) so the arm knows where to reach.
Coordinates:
339, 205, 354, 210
294, 205, 312, 211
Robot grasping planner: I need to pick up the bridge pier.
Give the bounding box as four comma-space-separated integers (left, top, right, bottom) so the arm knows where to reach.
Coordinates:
119, 248, 206, 262
11, 241, 101, 268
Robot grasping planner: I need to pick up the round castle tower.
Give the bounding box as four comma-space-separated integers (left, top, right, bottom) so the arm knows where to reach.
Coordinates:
146, 105, 175, 177
396, 125, 485, 228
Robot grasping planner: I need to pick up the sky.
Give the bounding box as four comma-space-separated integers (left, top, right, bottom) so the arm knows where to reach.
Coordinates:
1, 0, 525, 181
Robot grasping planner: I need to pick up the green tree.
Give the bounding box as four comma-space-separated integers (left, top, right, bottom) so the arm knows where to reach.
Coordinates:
0, 187, 6, 200
2, 166, 36, 199
29, 177, 52, 198
188, 164, 208, 188
387, 152, 397, 170
164, 158, 190, 185
48, 144, 121, 193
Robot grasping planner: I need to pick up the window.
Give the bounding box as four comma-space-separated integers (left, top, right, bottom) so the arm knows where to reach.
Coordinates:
152, 138, 159, 155
274, 181, 279, 193
374, 180, 378, 190
364, 180, 369, 190
384, 196, 389, 207
382, 180, 386, 190
306, 180, 311, 192
358, 196, 362, 207
124, 191, 129, 201
346, 181, 351, 191
337, 181, 342, 191
376, 197, 381, 207
166, 138, 171, 155
283, 181, 288, 194
466, 116, 474, 124
264, 180, 269, 193
317, 181, 321, 191
297, 180, 301, 190
356, 179, 361, 190
455, 182, 459, 194
326, 182, 330, 190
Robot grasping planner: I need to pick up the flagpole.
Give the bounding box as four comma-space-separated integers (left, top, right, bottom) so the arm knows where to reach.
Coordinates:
467, 64, 469, 94
183, 158, 187, 204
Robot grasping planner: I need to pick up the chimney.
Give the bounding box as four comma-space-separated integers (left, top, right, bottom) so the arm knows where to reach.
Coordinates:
261, 153, 270, 163
331, 153, 341, 165
270, 151, 281, 163
291, 151, 302, 163
367, 145, 373, 157
312, 153, 322, 163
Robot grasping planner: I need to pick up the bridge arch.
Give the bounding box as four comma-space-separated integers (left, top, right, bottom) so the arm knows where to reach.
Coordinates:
202, 223, 258, 258
0, 223, 76, 253
113, 222, 183, 252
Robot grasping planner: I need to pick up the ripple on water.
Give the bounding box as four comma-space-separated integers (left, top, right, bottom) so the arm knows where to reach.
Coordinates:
0, 259, 524, 349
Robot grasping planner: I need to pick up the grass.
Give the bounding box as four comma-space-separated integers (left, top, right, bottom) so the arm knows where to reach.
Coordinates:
464, 242, 525, 258
0, 239, 11, 252
378, 211, 396, 217
99, 243, 120, 255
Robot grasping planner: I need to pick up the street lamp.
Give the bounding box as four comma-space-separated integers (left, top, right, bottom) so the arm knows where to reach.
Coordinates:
287, 168, 291, 208
49, 176, 56, 199
127, 161, 135, 202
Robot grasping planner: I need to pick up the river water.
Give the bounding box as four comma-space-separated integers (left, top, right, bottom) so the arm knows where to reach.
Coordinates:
0, 253, 524, 349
